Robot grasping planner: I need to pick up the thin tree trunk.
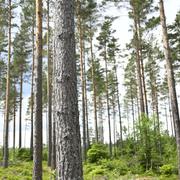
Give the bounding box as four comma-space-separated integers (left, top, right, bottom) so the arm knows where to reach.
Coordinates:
19, 70, 23, 149
164, 102, 169, 134
104, 43, 112, 157
33, 0, 43, 179
3, 0, 11, 168
113, 59, 123, 149
90, 24, 98, 143
112, 100, 116, 157
13, 83, 16, 159
132, 3, 145, 114
47, 0, 52, 167
83, 50, 90, 149
54, 0, 83, 179
77, 1, 86, 161
159, 0, 180, 178
30, 13, 35, 161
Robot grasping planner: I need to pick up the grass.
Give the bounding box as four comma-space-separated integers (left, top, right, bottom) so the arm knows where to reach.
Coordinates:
0, 160, 178, 180
0, 161, 52, 180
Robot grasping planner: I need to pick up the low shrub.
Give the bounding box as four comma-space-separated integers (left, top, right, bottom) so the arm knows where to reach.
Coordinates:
160, 164, 176, 176
87, 143, 109, 163
16, 148, 30, 161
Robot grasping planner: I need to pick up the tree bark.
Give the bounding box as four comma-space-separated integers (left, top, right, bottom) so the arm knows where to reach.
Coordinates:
90, 24, 98, 143
104, 43, 112, 157
77, 1, 86, 161
131, 2, 145, 114
13, 83, 16, 159
30, 12, 35, 161
19, 69, 23, 149
3, 0, 11, 168
159, 0, 180, 178
47, 0, 52, 167
33, 0, 43, 179
54, 0, 83, 179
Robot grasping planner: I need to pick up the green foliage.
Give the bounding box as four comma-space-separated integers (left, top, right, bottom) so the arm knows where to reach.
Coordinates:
43, 148, 48, 161
160, 164, 177, 176
16, 148, 31, 161
87, 143, 109, 163
100, 159, 128, 175
0, 161, 51, 180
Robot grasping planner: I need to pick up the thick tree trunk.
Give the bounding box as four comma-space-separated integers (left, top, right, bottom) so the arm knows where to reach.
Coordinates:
54, 0, 83, 179
159, 0, 180, 178
3, 0, 11, 168
33, 0, 43, 179
30, 13, 35, 161
47, 0, 52, 167
19, 70, 23, 149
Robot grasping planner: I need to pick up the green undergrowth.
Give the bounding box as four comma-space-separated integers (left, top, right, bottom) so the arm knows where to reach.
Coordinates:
0, 161, 52, 180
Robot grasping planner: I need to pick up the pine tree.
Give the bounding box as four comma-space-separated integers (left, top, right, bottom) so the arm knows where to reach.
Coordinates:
3, 0, 12, 168
33, 0, 43, 179
54, 0, 83, 179
159, 0, 180, 177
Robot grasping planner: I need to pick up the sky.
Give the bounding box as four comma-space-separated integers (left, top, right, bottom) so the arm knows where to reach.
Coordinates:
0, 0, 180, 147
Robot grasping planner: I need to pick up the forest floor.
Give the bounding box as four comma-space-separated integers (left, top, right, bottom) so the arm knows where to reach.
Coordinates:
0, 161, 178, 180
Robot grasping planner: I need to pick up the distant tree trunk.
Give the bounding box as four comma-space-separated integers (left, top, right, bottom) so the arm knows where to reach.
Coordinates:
130, 87, 135, 141
54, 0, 83, 179
19, 69, 23, 149
90, 24, 98, 143
113, 59, 123, 149
159, 0, 180, 178
33, 0, 43, 179
138, 18, 148, 116
83, 51, 90, 149
30, 13, 35, 161
3, 0, 11, 168
132, 4, 145, 114
98, 96, 104, 143
13, 83, 16, 159
112, 99, 116, 157
77, 1, 86, 161
51, 111, 56, 169
47, 0, 52, 167
104, 43, 112, 157
51, 34, 56, 171
164, 102, 169, 134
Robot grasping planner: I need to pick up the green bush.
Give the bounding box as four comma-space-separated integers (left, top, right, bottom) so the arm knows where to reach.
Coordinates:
16, 148, 30, 161
160, 164, 175, 176
100, 159, 128, 176
87, 144, 109, 163
43, 148, 48, 161
90, 166, 106, 176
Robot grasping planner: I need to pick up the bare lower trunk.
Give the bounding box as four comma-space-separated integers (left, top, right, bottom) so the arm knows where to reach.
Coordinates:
33, 0, 43, 179
159, 0, 180, 178
3, 0, 11, 168
54, 0, 83, 179
30, 13, 35, 160
77, 2, 86, 161
104, 44, 112, 157
47, 0, 52, 167
13, 83, 16, 159
90, 27, 98, 143
19, 70, 23, 149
